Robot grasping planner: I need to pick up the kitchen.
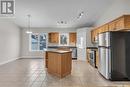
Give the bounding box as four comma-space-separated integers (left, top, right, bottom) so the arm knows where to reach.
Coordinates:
88, 15, 130, 80
0, 0, 130, 87
22, 15, 130, 80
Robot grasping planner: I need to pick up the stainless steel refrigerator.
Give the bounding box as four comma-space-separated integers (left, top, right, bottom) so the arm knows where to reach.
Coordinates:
98, 31, 130, 80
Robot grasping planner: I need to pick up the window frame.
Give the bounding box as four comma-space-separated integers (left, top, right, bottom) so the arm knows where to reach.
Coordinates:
59, 33, 69, 46
29, 33, 48, 52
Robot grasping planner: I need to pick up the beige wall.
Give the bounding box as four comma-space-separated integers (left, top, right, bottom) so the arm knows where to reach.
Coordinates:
0, 19, 21, 65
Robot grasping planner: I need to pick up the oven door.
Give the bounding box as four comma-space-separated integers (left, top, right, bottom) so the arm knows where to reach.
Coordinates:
89, 50, 96, 67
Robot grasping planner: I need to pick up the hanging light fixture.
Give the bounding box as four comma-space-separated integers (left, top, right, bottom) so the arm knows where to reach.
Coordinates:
26, 14, 32, 34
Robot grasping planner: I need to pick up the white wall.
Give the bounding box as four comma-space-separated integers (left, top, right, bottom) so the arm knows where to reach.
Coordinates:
21, 28, 77, 58
77, 27, 93, 61
95, 0, 130, 26
0, 19, 21, 65
86, 28, 93, 47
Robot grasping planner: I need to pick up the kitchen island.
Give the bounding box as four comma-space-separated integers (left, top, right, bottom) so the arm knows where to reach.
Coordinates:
45, 50, 72, 78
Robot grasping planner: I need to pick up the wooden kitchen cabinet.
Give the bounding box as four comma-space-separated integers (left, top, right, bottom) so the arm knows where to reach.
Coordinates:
108, 21, 116, 31
91, 30, 96, 43
115, 17, 124, 30
46, 50, 72, 78
124, 15, 130, 29
91, 15, 130, 43
91, 28, 99, 43
45, 51, 48, 68
48, 32, 59, 43
108, 17, 124, 31
102, 24, 109, 32
108, 15, 130, 31
97, 24, 109, 34
69, 33, 76, 45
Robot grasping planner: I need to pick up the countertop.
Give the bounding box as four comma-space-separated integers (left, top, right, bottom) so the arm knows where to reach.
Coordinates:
87, 47, 98, 49
48, 46, 77, 48
45, 49, 72, 54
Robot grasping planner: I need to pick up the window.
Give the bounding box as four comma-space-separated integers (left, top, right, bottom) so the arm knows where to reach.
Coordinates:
30, 33, 47, 51
59, 33, 69, 45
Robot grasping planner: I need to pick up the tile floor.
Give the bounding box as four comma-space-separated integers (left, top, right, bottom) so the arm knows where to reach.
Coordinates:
0, 59, 130, 87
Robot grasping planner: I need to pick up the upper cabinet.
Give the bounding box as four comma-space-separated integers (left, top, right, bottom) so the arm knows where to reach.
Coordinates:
115, 17, 124, 30
108, 15, 130, 31
91, 28, 99, 43
69, 33, 77, 45
108, 21, 116, 31
48, 32, 59, 43
108, 16, 124, 31
48, 32, 77, 45
91, 15, 130, 43
124, 15, 130, 29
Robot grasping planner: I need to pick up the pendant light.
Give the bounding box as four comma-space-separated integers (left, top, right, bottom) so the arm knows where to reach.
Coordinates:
26, 14, 32, 34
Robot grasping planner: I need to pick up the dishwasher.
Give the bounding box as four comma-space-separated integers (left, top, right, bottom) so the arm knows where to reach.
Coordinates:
70, 48, 77, 59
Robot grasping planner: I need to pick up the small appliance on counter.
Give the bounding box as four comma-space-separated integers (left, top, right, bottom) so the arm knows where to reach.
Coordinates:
98, 31, 130, 80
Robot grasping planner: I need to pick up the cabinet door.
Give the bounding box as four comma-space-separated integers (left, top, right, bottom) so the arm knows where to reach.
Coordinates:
69, 33, 76, 45
51, 33, 55, 42
99, 27, 104, 33
91, 30, 95, 43
91, 29, 99, 43
48, 33, 52, 43
54, 33, 59, 43
108, 21, 116, 31
124, 15, 130, 29
48, 32, 59, 43
115, 17, 124, 30
103, 24, 109, 32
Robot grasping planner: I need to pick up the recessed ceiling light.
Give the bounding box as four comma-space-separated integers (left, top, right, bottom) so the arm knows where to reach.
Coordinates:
77, 11, 84, 19
80, 11, 84, 16
57, 21, 67, 24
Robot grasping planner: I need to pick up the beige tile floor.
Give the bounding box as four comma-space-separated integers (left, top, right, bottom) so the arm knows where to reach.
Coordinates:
0, 59, 129, 87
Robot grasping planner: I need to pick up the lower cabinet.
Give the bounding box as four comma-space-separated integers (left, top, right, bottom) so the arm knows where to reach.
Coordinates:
47, 51, 72, 78
45, 51, 48, 68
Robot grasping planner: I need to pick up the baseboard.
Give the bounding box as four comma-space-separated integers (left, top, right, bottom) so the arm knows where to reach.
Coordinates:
77, 59, 86, 62
0, 57, 20, 66
20, 56, 43, 59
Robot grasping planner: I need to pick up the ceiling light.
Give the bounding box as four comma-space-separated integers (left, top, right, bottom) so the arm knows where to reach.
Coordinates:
77, 11, 84, 19
57, 21, 67, 24
26, 31, 32, 34
26, 14, 32, 34
80, 11, 84, 16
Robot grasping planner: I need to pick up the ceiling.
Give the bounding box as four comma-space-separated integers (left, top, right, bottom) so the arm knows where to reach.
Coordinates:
14, 0, 113, 28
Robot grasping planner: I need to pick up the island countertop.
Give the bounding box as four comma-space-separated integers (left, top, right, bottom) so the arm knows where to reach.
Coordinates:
45, 50, 72, 54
